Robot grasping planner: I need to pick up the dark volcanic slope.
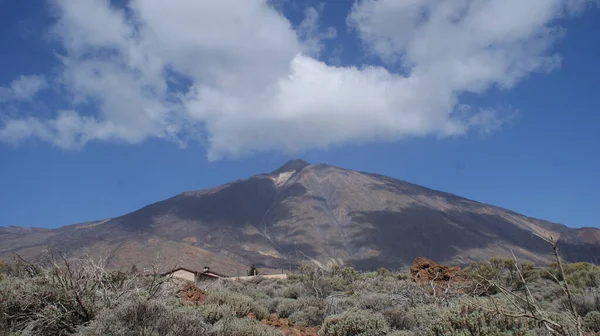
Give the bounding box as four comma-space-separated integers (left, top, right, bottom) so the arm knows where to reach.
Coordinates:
2, 160, 599, 273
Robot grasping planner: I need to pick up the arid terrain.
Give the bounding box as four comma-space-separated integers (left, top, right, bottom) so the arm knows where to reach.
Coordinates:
1, 160, 599, 275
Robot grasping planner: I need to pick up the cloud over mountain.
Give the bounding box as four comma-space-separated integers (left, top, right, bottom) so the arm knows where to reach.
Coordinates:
0, 0, 596, 159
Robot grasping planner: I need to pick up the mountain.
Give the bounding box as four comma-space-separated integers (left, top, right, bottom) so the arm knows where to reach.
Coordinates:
1, 160, 599, 274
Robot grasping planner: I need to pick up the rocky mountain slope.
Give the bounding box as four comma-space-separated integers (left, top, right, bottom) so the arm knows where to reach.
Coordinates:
1, 160, 599, 274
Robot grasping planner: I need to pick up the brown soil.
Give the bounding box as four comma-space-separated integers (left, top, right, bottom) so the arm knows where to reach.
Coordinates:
410, 257, 462, 284
248, 313, 319, 336
178, 283, 207, 305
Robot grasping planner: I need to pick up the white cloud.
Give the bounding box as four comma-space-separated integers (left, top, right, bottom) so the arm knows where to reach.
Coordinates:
0, 75, 47, 101
0, 0, 596, 159
297, 7, 337, 58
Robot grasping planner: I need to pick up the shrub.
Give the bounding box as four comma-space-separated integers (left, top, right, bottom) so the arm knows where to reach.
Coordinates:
356, 293, 394, 312
76, 299, 209, 336
250, 302, 270, 321
402, 304, 440, 332
200, 304, 234, 324
394, 272, 410, 281
352, 278, 430, 310
543, 262, 600, 289
387, 331, 415, 336
282, 283, 304, 299
211, 317, 283, 336
429, 300, 541, 336
318, 310, 389, 336
240, 288, 271, 301
261, 298, 281, 314
206, 290, 267, 319
297, 265, 354, 298
376, 268, 390, 277
381, 308, 412, 330
584, 311, 600, 333
324, 296, 356, 317
275, 298, 302, 318
340, 267, 358, 283
557, 294, 596, 317
0, 259, 6, 280
0, 275, 92, 334
288, 305, 323, 327
464, 258, 537, 295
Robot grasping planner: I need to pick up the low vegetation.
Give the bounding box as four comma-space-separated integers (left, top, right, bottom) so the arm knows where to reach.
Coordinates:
1, 238, 599, 336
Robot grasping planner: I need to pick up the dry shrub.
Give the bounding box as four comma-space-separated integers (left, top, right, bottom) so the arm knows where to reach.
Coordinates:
288, 305, 323, 327
352, 277, 432, 310
200, 304, 235, 324
211, 317, 283, 336
543, 262, 600, 290
381, 308, 413, 331
0, 276, 86, 335
324, 296, 356, 317
557, 294, 597, 317
75, 299, 208, 336
281, 282, 305, 299
429, 299, 544, 336
583, 311, 600, 333
387, 331, 415, 336
276, 298, 303, 318
356, 293, 394, 312
206, 290, 268, 320
318, 310, 389, 336
464, 258, 538, 295
0, 256, 175, 336
260, 297, 282, 314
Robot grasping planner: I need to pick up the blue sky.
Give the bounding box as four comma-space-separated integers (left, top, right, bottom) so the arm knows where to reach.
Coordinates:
0, 0, 599, 229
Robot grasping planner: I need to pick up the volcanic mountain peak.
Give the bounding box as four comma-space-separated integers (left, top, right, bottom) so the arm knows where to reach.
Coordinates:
1, 160, 599, 274
271, 159, 311, 175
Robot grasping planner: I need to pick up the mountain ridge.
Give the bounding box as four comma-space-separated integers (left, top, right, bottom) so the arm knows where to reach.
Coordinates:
1, 159, 599, 274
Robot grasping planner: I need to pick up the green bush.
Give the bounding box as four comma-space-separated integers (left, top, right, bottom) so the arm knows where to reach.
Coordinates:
324, 296, 356, 317
387, 331, 415, 336
584, 311, 600, 333
381, 308, 412, 330
0, 259, 6, 281
376, 268, 390, 277
288, 305, 323, 327
75, 299, 208, 336
211, 317, 283, 336
239, 287, 271, 301
200, 304, 234, 324
557, 294, 596, 317
261, 298, 281, 314
356, 293, 393, 312
318, 310, 389, 336
340, 267, 359, 283
206, 290, 267, 319
0, 276, 92, 334
542, 262, 600, 289
282, 283, 304, 299
464, 258, 537, 295
250, 303, 270, 321
275, 298, 302, 318
5, 255, 600, 336
429, 300, 541, 336
402, 304, 440, 332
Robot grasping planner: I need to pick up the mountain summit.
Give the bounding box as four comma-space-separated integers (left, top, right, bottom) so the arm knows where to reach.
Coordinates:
271, 159, 311, 175
1, 161, 599, 274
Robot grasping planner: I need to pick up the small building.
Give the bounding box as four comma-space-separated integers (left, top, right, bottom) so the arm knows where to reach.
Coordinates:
225, 273, 288, 281
162, 266, 227, 283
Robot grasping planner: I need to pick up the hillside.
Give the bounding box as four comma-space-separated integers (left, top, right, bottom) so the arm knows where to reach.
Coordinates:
1, 160, 599, 274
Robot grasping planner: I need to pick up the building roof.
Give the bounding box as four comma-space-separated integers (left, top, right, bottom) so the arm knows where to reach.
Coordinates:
161, 267, 228, 278
161, 267, 198, 276
201, 269, 227, 278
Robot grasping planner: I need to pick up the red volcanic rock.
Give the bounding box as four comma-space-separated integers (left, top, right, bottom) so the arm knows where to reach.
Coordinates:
410, 257, 461, 284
